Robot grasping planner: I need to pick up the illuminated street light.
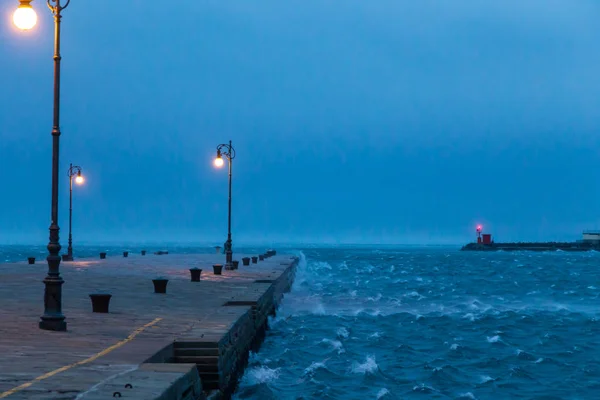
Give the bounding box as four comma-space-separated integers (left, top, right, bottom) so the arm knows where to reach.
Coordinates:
63, 163, 83, 262
214, 141, 236, 268
15, 0, 73, 331
214, 154, 224, 168
13, 0, 37, 30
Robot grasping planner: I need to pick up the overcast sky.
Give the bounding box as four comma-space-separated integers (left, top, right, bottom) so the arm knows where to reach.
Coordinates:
1, 0, 600, 245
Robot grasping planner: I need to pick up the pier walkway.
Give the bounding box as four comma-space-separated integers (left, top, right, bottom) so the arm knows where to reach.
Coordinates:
0, 251, 298, 400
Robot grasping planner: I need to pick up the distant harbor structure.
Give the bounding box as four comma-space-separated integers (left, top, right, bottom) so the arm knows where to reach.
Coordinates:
581, 231, 600, 244
462, 226, 600, 252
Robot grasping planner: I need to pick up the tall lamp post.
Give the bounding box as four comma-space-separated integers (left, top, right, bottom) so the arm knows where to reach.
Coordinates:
63, 164, 84, 261
14, 0, 72, 331
214, 141, 236, 268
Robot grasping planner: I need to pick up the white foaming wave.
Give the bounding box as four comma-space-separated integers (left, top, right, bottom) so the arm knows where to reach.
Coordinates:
535, 358, 544, 363
480, 375, 494, 383
463, 313, 476, 322
314, 261, 332, 270
389, 265, 395, 272
367, 293, 382, 302
412, 383, 436, 392
350, 290, 358, 298
313, 303, 326, 315
404, 291, 425, 300
289, 252, 309, 291
281, 293, 327, 316
377, 388, 390, 399
337, 327, 349, 339
368, 332, 381, 339
351, 355, 378, 374
487, 335, 501, 343
303, 361, 327, 376
459, 392, 476, 399
450, 343, 460, 350
321, 338, 345, 354
468, 300, 492, 312
353, 308, 365, 316
244, 366, 281, 385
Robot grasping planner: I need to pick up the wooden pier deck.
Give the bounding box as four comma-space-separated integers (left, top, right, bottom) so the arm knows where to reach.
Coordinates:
0, 251, 298, 400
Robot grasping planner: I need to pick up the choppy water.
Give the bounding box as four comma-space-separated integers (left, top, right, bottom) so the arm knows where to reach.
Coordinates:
234, 248, 600, 400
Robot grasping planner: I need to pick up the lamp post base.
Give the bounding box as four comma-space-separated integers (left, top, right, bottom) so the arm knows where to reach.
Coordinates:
40, 274, 67, 331
225, 249, 233, 270
62, 254, 73, 262
39, 318, 67, 331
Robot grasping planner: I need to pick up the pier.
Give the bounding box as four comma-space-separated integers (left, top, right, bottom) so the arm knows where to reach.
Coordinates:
0, 251, 299, 400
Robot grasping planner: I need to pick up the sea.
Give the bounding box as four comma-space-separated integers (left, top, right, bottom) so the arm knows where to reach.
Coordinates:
3, 245, 600, 399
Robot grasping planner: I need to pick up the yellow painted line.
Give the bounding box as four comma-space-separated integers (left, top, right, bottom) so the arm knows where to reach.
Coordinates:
0, 317, 163, 398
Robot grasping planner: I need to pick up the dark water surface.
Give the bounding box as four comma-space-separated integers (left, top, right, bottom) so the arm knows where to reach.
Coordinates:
234, 248, 600, 400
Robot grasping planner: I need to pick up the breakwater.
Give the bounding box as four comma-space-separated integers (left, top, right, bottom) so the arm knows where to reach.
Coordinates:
0, 251, 299, 400
461, 241, 600, 252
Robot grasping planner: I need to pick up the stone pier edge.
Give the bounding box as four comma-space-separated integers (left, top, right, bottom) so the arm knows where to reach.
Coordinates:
83, 255, 301, 400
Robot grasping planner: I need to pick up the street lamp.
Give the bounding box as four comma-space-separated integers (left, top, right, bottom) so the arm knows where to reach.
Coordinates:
14, 0, 72, 331
214, 141, 236, 268
63, 164, 83, 261
13, 0, 37, 30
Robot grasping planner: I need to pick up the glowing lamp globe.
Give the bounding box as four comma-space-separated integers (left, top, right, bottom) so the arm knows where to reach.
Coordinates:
75, 175, 84, 185
13, 3, 37, 30
214, 157, 224, 168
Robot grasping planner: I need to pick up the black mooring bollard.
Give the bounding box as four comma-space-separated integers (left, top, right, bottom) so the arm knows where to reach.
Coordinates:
141, 250, 147, 256
89, 293, 112, 313
123, 251, 129, 258
190, 267, 202, 282
152, 278, 169, 294
27, 257, 35, 265
100, 252, 107, 259
242, 257, 250, 266
252, 256, 258, 264
213, 264, 223, 275
259, 254, 265, 261
232, 260, 239, 270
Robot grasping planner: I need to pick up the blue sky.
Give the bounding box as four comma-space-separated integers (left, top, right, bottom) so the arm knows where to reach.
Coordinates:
1, 0, 600, 245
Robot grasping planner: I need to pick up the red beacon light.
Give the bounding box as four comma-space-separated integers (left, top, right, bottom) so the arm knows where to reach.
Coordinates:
476, 225, 483, 243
